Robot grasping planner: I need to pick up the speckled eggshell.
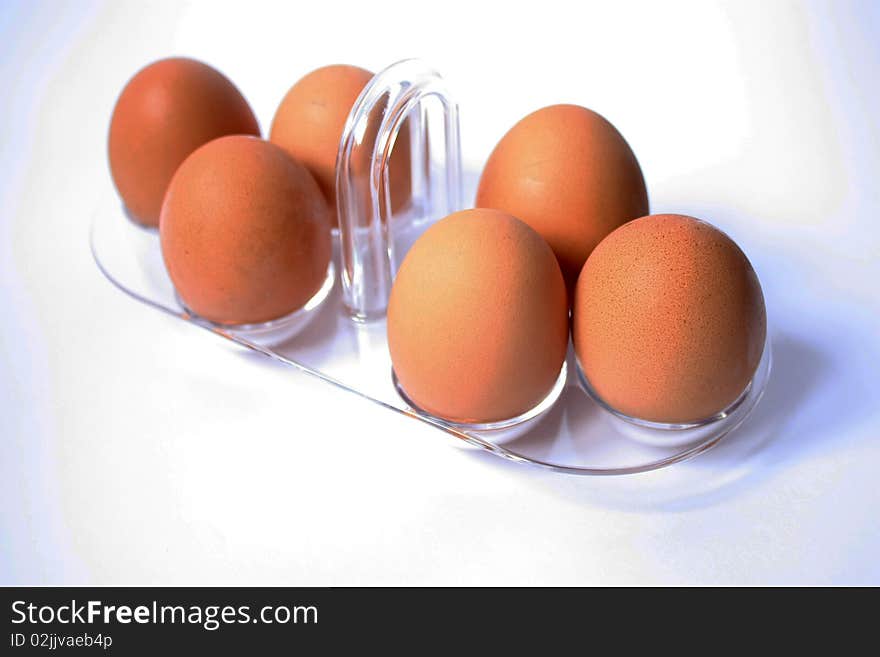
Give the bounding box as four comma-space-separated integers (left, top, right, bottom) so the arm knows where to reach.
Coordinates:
159, 136, 331, 325
269, 64, 411, 224
387, 208, 569, 424
476, 104, 649, 293
573, 214, 767, 424
108, 57, 260, 227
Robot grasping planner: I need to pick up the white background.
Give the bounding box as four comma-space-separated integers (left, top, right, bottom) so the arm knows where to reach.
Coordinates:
2, 0, 878, 585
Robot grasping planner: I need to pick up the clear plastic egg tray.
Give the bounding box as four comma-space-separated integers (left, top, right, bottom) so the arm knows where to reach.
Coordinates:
92, 59, 771, 475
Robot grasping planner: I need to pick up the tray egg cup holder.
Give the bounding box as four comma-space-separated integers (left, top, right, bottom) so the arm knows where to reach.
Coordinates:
91, 59, 772, 476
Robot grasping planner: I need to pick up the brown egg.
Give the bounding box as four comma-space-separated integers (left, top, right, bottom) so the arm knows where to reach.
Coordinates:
573, 214, 767, 424
476, 104, 648, 293
387, 209, 568, 423
269, 64, 411, 224
108, 57, 260, 227
160, 136, 331, 325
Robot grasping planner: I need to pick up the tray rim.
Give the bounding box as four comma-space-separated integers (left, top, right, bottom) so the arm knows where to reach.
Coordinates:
90, 204, 773, 477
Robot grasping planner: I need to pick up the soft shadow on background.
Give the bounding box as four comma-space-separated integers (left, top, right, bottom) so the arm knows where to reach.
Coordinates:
461, 330, 833, 511
475, 316, 879, 514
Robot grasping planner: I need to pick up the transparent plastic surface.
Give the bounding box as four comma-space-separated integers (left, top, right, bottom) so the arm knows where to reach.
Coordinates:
91, 59, 771, 475
91, 200, 772, 475
337, 59, 461, 321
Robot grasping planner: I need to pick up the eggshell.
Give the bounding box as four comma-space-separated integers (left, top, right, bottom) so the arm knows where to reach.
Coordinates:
160, 136, 331, 325
387, 209, 568, 423
573, 214, 767, 424
108, 57, 259, 227
476, 104, 648, 292
269, 64, 411, 224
